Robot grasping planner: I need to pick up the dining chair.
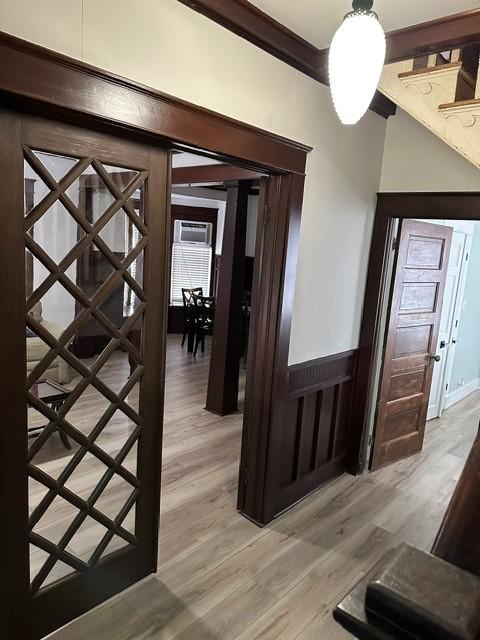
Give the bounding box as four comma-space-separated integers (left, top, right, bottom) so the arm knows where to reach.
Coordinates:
192, 294, 215, 356
181, 287, 203, 348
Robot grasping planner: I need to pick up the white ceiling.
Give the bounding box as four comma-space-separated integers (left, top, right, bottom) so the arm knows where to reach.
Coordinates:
172, 152, 221, 168
251, 1, 480, 50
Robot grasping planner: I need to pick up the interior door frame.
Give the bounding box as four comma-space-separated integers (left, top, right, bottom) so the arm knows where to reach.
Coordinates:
1, 110, 171, 640
0, 30, 310, 636
427, 229, 463, 421
350, 192, 480, 474
438, 229, 473, 417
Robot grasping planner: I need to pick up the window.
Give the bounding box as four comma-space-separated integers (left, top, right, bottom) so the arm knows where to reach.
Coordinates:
170, 242, 213, 305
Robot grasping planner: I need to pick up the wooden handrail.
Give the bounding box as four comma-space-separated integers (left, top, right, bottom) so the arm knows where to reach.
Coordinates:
334, 427, 480, 638
432, 427, 480, 576
401, 44, 480, 103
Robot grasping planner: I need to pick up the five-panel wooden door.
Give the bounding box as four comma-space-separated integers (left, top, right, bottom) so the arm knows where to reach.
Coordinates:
0, 110, 169, 639
371, 220, 452, 470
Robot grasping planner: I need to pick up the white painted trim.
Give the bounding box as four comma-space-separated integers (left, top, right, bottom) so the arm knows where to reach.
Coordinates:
439, 231, 473, 417
444, 378, 480, 410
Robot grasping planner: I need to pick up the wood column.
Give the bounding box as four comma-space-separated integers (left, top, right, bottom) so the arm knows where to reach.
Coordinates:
206, 181, 250, 415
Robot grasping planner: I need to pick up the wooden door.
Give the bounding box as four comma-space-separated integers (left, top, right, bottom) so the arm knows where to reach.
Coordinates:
0, 110, 169, 639
370, 220, 452, 470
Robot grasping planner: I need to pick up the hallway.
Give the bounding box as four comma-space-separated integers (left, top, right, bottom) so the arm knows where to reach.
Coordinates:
48, 337, 479, 639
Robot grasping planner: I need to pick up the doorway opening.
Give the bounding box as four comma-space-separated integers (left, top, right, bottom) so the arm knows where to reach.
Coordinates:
160, 150, 265, 562
359, 207, 480, 472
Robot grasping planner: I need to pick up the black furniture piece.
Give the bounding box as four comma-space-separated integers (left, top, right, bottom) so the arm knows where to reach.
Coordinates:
181, 287, 203, 352
28, 379, 72, 449
334, 430, 480, 639
192, 294, 215, 357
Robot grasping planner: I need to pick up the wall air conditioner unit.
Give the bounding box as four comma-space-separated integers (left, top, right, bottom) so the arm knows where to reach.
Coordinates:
174, 219, 212, 246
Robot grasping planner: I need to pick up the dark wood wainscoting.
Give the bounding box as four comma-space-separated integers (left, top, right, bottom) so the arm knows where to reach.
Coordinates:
275, 350, 358, 515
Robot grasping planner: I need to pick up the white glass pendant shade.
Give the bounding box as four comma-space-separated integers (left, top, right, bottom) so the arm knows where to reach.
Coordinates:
329, 11, 386, 125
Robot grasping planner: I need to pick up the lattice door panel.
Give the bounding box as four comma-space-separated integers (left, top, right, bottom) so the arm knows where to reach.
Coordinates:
24, 146, 149, 594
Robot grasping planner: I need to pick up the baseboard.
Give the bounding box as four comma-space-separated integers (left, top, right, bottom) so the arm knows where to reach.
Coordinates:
444, 378, 480, 410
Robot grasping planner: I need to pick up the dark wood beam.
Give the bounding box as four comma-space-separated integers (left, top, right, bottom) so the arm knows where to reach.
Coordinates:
178, 0, 326, 82
177, 0, 396, 117
179, 2, 480, 119
387, 9, 480, 63
172, 163, 264, 184
0, 31, 310, 175
206, 181, 250, 415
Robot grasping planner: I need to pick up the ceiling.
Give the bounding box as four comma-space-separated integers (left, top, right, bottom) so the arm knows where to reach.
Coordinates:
172, 152, 221, 168
250, 1, 480, 50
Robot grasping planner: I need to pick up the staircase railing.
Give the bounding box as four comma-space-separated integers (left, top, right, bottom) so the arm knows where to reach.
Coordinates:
334, 428, 480, 639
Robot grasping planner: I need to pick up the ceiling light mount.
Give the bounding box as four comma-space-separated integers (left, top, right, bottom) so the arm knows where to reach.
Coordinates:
328, 0, 386, 125
351, 0, 374, 12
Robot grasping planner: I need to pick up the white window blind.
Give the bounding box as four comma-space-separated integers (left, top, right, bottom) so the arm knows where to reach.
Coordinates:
170, 242, 212, 305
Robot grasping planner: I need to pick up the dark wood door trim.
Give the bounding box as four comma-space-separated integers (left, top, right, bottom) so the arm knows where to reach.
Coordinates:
0, 109, 30, 640
238, 172, 306, 523
0, 24, 315, 637
350, 192, 480, 474
0, 31, 310, 175
0, 29, 311, 535
172, 163, 265, 184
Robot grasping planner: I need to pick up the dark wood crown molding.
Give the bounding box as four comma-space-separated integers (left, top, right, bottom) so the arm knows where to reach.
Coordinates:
178, 2, 480, 120
177, 0, 396, 117
179, 0, 328, 82
386, 9, 480, 63
0, 31, 310, 175
172, 163, 265, 184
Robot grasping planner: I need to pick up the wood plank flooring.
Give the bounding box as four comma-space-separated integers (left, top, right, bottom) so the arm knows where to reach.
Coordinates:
46, 336, 479, 639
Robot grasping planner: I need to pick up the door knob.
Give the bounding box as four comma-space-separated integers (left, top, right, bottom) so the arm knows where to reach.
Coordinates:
430, 354, 441, 362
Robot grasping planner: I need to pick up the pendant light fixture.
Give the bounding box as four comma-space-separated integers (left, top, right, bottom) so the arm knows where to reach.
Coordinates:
329, 0, 386, 125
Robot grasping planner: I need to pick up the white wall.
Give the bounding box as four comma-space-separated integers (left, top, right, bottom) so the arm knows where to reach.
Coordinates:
381, 108, 480, 192
381, 109, 480, 409
1, 0, 388, 364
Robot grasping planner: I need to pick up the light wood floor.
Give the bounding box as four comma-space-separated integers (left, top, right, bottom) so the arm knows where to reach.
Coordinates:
46, 336, 479, 639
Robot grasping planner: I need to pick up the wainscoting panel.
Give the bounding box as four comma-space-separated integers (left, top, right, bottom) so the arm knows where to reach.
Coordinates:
275, 350, 358, 515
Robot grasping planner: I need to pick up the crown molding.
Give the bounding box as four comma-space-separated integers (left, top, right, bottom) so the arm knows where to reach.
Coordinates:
178, 2, 480, 119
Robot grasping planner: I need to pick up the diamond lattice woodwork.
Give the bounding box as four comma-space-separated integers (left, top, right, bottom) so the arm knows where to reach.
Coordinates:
24, 147, 148, 593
